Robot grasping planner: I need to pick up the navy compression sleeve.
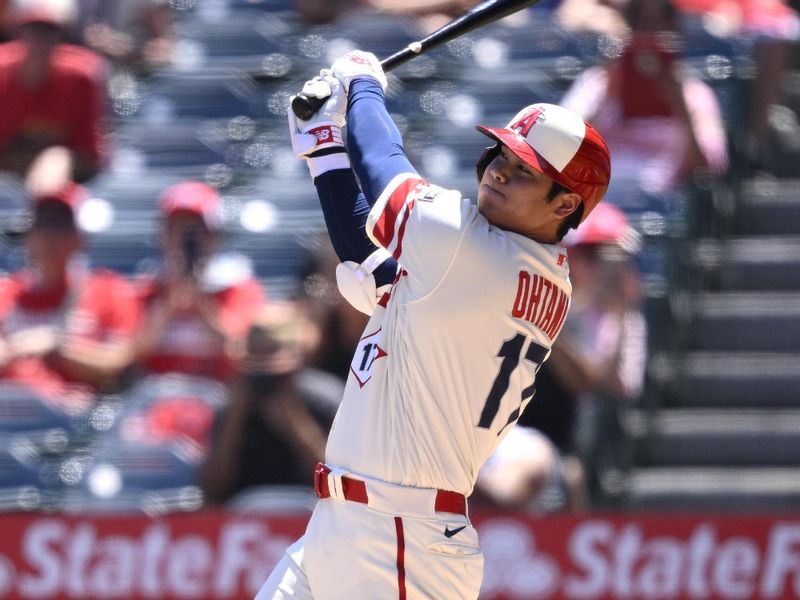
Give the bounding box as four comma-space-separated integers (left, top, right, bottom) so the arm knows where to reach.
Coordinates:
346, 78, 419, 205
313, 167, 398, 286
307, 75, 411, 286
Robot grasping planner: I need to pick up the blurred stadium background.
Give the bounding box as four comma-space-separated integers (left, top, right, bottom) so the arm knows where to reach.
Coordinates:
0, 0, 799, 598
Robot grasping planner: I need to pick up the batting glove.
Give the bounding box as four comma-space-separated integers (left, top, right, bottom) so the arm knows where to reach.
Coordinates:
331, 50, 388, 94
288, 73, 351, 178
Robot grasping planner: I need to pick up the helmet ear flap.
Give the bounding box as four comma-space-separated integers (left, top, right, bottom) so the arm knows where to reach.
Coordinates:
475, 143, 501, 182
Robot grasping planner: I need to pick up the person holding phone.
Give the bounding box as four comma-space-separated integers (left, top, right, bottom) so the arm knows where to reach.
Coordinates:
131, 180, 267, 383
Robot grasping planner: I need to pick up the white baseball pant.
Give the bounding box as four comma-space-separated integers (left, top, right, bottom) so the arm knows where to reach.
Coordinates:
255, 466, 484, 599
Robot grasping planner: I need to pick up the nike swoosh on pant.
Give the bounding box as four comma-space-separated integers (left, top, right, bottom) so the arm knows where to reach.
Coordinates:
444, 525, 466, 538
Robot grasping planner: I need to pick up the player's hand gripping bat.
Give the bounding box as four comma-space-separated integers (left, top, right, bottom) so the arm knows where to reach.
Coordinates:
291, 0, 543, 120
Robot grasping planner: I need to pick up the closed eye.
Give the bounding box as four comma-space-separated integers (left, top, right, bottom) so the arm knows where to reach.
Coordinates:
500, 147, 533, 176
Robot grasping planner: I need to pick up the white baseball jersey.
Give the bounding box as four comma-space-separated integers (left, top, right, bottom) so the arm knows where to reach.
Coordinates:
325, 173, 572, 496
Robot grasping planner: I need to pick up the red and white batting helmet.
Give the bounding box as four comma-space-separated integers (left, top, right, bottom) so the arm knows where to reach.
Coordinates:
475, 103, 611, 223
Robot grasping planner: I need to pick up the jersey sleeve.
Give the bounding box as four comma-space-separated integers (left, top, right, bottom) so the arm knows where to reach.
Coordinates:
366, 173, 473, 293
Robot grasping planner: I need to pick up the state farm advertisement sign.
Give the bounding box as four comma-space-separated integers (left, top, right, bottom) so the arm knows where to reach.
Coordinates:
477, 516, 800, 600
0, 512, 306, 600
0, 512, 798, 599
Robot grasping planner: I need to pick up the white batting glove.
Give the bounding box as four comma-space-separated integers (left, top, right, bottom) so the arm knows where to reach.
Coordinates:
288, 73, 351, 178
288, 73, 347, 157
331, 50, 388, 94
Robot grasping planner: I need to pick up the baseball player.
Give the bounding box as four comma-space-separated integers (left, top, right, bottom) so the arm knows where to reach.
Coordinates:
257, 51, 611, 600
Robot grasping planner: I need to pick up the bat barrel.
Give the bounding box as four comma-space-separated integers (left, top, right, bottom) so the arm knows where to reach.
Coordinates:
382, 0, 538, 71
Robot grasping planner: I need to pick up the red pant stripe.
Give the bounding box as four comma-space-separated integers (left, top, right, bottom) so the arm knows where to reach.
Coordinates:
394, 517, 406, 600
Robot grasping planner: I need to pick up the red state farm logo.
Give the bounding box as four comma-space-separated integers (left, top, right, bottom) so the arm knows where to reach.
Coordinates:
350, 328, 386, 388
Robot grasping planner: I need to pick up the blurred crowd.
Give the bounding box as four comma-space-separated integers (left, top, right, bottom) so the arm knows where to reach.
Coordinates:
0, 0, 797, 514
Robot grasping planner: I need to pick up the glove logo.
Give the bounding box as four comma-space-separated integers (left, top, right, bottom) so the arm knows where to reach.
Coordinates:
346, 53, 373, 66
313, 128, 333, 143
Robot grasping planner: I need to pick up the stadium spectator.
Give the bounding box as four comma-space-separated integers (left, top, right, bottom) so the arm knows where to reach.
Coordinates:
555, 0, 629, 37
672, 0, 799, 173
72, 0, 176, 75
0, 183, 140, 410
0, 0, 110, 199
519, 203, 647, 506
560, 0, 728, 196
130, 181, 267, 384
200, 301, 343, 505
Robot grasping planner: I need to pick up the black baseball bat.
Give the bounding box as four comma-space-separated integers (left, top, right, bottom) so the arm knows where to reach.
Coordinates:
291, 0, 542, 120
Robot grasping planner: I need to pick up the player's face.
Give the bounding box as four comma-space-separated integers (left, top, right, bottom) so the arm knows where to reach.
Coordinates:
477, 145, 570, 242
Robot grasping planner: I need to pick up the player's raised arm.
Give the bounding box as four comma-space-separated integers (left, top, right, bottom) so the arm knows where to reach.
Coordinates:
329, 52, 417, 205
326, 51, 478, 298
287, 73, 397, 314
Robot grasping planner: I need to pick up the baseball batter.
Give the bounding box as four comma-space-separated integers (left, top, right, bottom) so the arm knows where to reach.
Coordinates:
257, 51, 611, 599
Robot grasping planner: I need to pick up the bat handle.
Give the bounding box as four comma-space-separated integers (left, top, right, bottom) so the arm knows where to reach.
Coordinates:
291, 92, 328, 121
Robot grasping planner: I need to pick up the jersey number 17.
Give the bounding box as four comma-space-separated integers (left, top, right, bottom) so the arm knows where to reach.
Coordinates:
478, 333, 548, 435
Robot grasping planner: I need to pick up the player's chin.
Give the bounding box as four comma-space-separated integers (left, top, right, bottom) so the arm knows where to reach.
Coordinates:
478, 184, 504, 212
477, 199, 507, 228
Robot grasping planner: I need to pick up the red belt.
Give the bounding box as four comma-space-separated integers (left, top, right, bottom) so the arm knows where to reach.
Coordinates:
313, 462, 467, 516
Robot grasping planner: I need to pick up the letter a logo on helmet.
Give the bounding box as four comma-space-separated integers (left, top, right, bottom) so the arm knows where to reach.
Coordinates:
510, 106, 544, 137
476, 103, 611, 223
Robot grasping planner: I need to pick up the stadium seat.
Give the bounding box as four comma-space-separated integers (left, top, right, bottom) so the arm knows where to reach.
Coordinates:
174, 10, 299, 75
309, 12, 421, 59
85, 231, 160, 276
114, 120, 229, 169
0, 436, 46, 487
636, 408, 800, 467
54, 375, 228, 511
136, 71, 266, 121
230, 0, 295, 12
626, 466, 800, 511
0, 383, 82, 434
226, 484, 317, 514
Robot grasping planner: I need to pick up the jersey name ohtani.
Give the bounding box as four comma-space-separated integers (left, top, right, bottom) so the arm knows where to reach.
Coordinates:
511, 270, 569, 341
